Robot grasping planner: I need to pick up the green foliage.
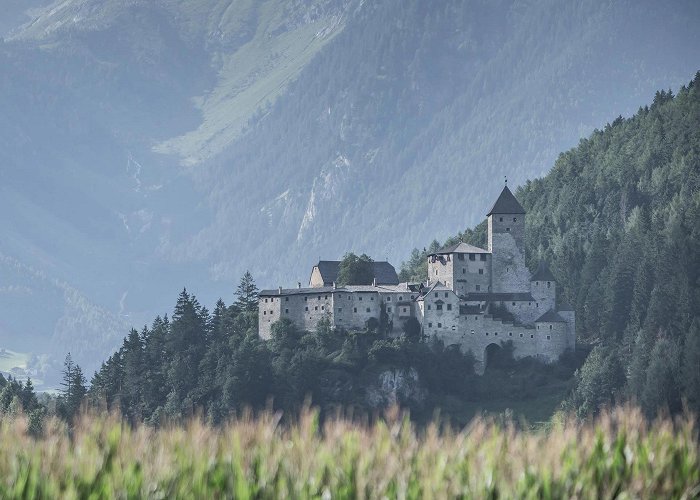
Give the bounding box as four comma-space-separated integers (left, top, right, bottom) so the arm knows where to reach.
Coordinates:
0, 407, 697, 498
336, 253, 374, 286
235, 272, 259, 313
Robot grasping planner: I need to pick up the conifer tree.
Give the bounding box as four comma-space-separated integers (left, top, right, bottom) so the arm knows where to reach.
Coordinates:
235, 272, 259, 312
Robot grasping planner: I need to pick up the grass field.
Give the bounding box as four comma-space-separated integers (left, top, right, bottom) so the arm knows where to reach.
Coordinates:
0, 406, 697, 498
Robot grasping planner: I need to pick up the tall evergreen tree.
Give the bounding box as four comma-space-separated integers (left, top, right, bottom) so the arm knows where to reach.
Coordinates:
235, 272, 259, 313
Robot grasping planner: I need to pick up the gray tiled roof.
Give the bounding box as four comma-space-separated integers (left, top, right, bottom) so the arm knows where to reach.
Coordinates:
260, 283, 414, 297
431, 241, 490, 255
312, 260, 399, 286
464, 292, 536, 302
535, 309, 567, 323
486, 186, 526, 216
530, 261, 556, 282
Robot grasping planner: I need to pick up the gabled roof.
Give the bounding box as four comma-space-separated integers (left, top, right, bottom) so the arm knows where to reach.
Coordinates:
530, 261, 556, 282
487, 185, 526, 216
535, 309, 567, 323
311, 260, 399, 286
431, 241, 490, 255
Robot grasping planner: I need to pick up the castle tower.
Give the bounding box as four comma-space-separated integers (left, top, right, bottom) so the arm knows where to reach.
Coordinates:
530, 260, 556, 312
487, 185, 530, 293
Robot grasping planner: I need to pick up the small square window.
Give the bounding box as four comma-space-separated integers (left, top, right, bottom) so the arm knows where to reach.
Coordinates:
359, 296, 363, 301
315, 306, 318, 311
371, 297, 374, 301
435, 292, 438, 298
386, 297, 391, 301
506, 227, 510, 232
427, 305, 431, 310
428, 322, 433, 328
480, 255, 487, 261
469, 254, 476, 261
476, 285, 481, 291
547, 335, 551, 340
353, 307, 357, 313
495, 332, 498, 336
513, 217, 517, 222
304, 297, 308, 301
387, 307, 392, 312
447, 304, 452, 311
499, 217, 503, 222
321, 306, 325, 310
438, 323, 442, 328
305, 307, 309, 311
263, 311, 266, 315
444, 292, 448, 298
338, 308, 342, 313
366, 308, 370, 313
285, 297, 289, 302
550, 325, 553, 330
530, 335, 534, 339
325, 295, 328, 299
399, 296, 402, 301
403, 308, 407, 313
285, 309, 289, 314
264, 298, 268, 303
458, 254, 464, 261
478, 269, 484, 275
486, 332, 489, 336
520, 333, 523, 337
436, 304, 443, 311
509, 332, 512, 337
462, 268, 466, 274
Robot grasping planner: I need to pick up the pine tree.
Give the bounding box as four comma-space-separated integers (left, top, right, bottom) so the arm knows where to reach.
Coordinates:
235, 272, 259, 313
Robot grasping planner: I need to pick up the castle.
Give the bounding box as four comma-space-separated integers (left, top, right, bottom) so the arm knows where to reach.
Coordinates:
259, 185, 575, 370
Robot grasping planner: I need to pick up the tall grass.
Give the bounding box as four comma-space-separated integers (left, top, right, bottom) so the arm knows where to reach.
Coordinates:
0, 406, 697, 498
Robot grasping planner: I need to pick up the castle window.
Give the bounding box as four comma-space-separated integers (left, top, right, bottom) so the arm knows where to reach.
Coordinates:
547, 282, 551, 288
463, 268, 466, 274
325, 295, 328, 299
512, 302, 516, 306
305, 297, 308, 301
435, 270, 438, 275
305, 307, 309, 311
399, 296, 402, 301
318, 296, 321, 300
371, 296, 374, 301
469, 254, 476, 261
531, 335, 534, 339
411, 295, 415, 300
480, 255, 487, 261
353, 307, 357, 313
547, 335, 551, 340
285, 297, 289, 302
536, 303, 539, 307
486, 332, 489, 336
520, 333, 523, 337
263, 311, 266, 315
549, 325, 553, 330
403, 308, 407, 313
458, 254, 464, 261
509, 332, 513, 337
387, 307, 392, 312
506, 227, 510, 232
513, 217, 517, 222
338, 308, 342, 313
285, 309, 289, 314
366, 308, 370, 313
427, 305, 431, 310
499, 217, 503, 222
438, 323, 442, 328
359, 296, 363, 301
321, 306, 325, 310
428, 323, 433, 328
386, 297, 391, 302
435, 292, 438, 298
436, 304, 443, 311
475, 316, 478, 320
476, 285, 481, 291
264, 298, 268, 303
447, 304, 452, 311
315, 306, 318, 311
444, 292, 448, 298
479, 269, 484, 275
537, 326, 539, 330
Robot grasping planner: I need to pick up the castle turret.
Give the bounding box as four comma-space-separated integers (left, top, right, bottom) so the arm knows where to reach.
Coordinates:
530, 260, 556, 312
487, 185, 529, 293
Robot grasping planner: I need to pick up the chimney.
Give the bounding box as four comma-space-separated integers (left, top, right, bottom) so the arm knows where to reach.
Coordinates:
333, 282, 337, 289
278, 286, 282, 295
298, 282, 302, 289
372, 277, 377, 287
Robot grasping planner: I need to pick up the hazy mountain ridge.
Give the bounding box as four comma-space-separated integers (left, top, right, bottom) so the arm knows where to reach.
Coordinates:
0, 0, 698, 384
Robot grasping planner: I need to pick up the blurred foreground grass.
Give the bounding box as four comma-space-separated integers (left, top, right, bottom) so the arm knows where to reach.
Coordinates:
0, 406, 698, 499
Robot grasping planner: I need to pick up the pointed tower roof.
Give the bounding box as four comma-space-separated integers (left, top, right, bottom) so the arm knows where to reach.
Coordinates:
530, 261, 556, 282
486, 185, 526, 216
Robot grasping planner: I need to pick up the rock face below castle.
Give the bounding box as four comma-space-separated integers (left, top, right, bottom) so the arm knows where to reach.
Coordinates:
259, 185, 575, 371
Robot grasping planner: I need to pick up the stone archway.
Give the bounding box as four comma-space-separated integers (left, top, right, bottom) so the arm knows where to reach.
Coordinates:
484, 343, 502, 371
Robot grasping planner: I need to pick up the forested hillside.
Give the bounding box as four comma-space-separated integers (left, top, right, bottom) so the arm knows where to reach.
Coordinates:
402, 74, 700, 417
